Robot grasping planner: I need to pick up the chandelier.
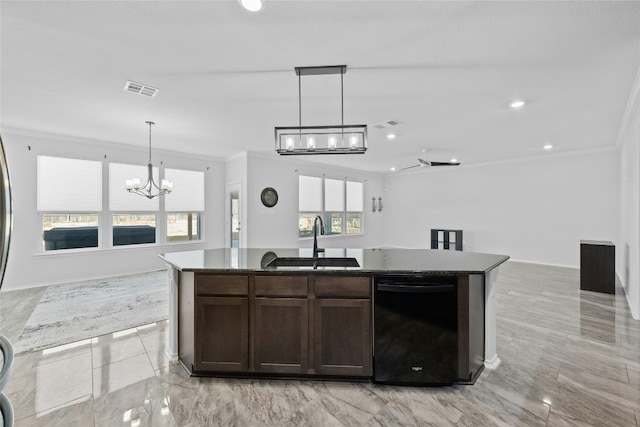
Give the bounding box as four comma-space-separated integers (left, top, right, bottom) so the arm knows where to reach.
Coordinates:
125, 121, 173, 199
275, 65, 367, 155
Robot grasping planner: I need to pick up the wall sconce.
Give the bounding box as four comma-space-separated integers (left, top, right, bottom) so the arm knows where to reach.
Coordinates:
371, 196, 383, 213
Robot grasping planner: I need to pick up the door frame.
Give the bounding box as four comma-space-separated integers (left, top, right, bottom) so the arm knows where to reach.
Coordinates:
225, 181, 243, 248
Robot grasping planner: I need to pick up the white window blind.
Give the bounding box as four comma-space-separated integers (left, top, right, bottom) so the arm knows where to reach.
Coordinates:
164, 168, 205, 212
37, 156, 102, 212
109, 163, 159, 211
346, 181, 363, 211
299, 175, 322, 211
324, 178, 344, 211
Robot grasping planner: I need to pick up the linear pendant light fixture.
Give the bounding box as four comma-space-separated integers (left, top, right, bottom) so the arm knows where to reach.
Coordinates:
125, 121, 173, 199
275, 65, 367, 155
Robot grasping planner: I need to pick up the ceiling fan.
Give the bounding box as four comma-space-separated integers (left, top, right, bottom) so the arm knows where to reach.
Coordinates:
399, 149, 461, 171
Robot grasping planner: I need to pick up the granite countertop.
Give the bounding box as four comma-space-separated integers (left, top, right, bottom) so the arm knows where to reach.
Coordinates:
159, 248, 509, 275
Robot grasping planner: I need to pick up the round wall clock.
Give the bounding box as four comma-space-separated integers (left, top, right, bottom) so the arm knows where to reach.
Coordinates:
260, 187, 278, 208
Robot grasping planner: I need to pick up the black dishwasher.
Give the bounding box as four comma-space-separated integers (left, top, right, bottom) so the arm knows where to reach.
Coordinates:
374, 275, 458, 385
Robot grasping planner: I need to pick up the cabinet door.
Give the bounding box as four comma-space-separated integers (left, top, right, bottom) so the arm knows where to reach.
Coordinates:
314, 298, 371, 377
253, 298, 309, 374
194, 296, 248, 372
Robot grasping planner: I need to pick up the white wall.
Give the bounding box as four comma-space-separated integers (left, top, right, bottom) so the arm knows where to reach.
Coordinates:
617, 66, 640, 319
2, 130, 225, 291
1, 123, 630, 315
383, 149, 619, 267
243, 152, 386, 249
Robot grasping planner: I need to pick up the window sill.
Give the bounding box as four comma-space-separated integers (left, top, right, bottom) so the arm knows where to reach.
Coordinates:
34, 240, 206, 257
299, 233, 364, 241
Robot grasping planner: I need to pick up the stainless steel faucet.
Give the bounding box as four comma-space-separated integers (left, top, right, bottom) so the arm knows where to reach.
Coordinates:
312, 215, 325, 259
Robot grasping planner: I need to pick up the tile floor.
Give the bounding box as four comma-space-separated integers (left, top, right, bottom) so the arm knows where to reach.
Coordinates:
1, 261, 639, 426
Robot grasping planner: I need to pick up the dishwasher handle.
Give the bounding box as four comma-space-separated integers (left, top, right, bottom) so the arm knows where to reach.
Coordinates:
376, 283, 455, 293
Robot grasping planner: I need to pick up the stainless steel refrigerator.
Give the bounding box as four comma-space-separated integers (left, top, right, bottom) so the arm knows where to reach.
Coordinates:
0, 135, 14, 426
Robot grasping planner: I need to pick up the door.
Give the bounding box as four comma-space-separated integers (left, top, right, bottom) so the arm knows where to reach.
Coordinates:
225, 182, 242, 248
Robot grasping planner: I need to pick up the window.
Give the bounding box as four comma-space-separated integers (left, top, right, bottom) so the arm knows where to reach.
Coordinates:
37, 155, 206, 251
298, 175, 363, 238
164, 168, 205, 242
112, 214, 156, 246
346, 181, 363, 234
167, 213, 200, 241
109, 163, 159, 245
38, 156, 102, 251
298, 176, 322, 238
324, 179, 344, 235
42, 214, 100, 251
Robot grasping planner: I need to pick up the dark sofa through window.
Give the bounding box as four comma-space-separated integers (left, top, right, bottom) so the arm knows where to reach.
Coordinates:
43, 225, 156, 250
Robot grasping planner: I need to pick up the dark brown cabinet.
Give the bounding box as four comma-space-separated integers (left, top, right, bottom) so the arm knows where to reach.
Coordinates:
195, 296, 248, 372
253, 298, 309, 373
251, 275, 371, 378
457, 274, 485, 383
580, 240, 615, 294
253, 275, 309, 374
193, 275, 249, 373
313, 276, 372, 377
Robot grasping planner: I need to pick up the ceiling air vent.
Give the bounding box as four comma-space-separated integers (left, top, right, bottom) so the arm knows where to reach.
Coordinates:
124, 80, 159, 98
373, 119, 400, 129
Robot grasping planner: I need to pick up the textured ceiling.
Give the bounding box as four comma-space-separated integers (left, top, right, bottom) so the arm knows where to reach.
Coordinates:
1, 0, 639, 173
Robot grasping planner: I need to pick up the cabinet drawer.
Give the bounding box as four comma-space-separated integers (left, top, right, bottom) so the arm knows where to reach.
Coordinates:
255, 276, 308, 297
196, 275, 248, 296
315, 276, 371, 298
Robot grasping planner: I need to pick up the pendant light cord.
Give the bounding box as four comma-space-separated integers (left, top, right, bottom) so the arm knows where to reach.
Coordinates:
341, 67, 344, 128
298, 73, 302, 140
146, 121, 155, 163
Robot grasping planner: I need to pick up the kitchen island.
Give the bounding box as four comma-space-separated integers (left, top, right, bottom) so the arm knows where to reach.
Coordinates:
160, 248, 509, 385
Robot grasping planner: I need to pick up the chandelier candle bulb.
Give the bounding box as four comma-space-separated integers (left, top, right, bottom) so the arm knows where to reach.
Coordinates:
307, 136, 315, 150
328, 135, 337, 150
132, 178, 142, 190
125, 179, 133, 190
350, 135, 358, 149
286, 136, 295, 151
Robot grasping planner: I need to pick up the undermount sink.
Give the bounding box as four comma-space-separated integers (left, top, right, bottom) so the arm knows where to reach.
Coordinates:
265, 257, 360, 268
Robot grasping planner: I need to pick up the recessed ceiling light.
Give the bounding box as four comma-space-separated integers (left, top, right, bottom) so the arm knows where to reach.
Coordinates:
386, 133, 396, 140
390, 167, 397, 172
509, 100, 526, 109
543, 144, 553, 150
239, 0, 264, 12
